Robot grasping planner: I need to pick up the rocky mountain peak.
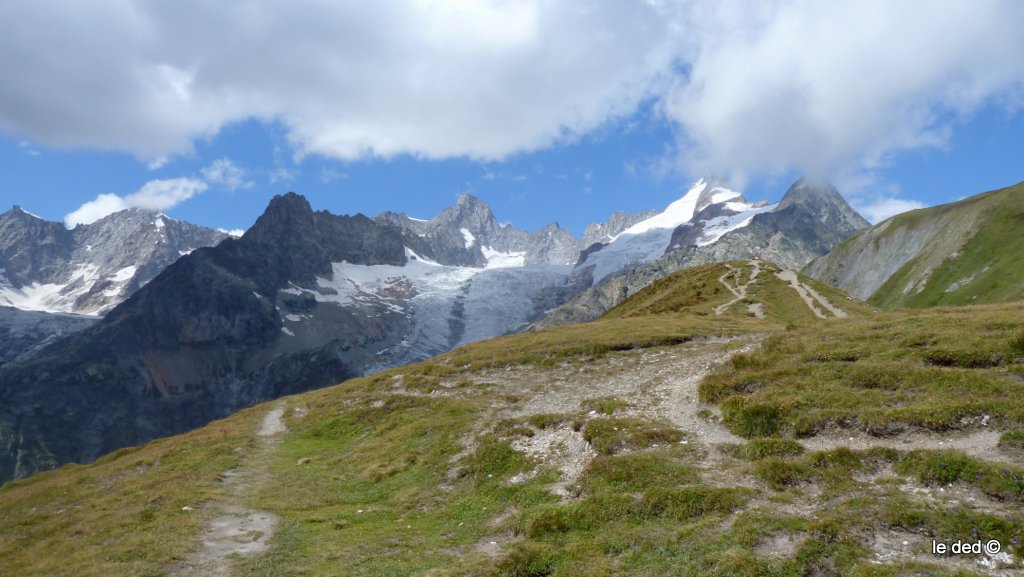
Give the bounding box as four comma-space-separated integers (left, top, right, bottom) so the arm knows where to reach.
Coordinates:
246, 192, 318, 246
0, 206, 228, 314
2, 205, 58, 226
440, 194, 498, 230
8, 205, 41, 219
776, 178, 833, 208
263, 192, 316, 222
774, 179, 870, 231
455, 193, 488, 208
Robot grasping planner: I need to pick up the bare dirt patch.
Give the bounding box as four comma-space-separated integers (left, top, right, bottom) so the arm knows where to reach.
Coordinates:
511, 425, 595, 498
755, 532, 807, 556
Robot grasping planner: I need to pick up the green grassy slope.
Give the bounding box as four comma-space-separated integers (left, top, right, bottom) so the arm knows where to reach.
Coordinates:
0, 407, 264, 576
870, 184, 1024, 308
4, 262, 1024, 576
808, 181, 1024, 309
601, 260, 873, 324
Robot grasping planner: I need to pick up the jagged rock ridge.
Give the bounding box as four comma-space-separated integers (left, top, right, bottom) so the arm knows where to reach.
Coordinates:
0, 206, 228, 315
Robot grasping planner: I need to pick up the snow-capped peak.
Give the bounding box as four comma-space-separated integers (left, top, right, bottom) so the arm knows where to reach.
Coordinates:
609, 179, 741, 243
580, 178, 766, 284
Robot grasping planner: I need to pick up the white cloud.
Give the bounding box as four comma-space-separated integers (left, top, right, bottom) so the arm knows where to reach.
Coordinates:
218, 228, 246, 238
1, 1, 1021, 184
318, 168, 347, 184
64, 194, 128, 228
64, 178, 208, 227
854, 197, 927, 224
661, 0, 1024, 181
17, 140, 40, 156
268, 168, 294, 185
0, 1, 681, 163
202, 158, 252, 190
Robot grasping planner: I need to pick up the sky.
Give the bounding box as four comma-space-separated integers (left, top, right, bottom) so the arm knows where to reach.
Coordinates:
1, 1, 1023, 236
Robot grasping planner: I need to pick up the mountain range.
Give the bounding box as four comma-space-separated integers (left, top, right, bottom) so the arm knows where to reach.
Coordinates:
8, 255, 1022, 576
0, 177, 867, 481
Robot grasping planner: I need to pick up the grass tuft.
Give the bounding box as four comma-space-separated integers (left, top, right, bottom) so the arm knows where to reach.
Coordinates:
495, 542, 559, 577
578, 452, 697, 493
727, 438, 805, 461
753, 458, 816, 490
581, 396, 629, 416
895, 450, 1024, 502
1000, 429, 1024, 450
582, 418, 683, 455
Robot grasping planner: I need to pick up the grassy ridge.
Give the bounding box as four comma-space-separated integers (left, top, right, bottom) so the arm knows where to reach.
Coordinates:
867, 182, 1024, 309
602, 260, 873, 325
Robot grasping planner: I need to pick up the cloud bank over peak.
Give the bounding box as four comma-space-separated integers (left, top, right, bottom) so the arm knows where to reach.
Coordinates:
2, 0, 1023, 185
64, 178, 208, 228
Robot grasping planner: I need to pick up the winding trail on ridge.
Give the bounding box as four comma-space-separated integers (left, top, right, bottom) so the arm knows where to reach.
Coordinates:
775, 269, 848, 319
714, 260, 765, 317
171, 404, 286, 577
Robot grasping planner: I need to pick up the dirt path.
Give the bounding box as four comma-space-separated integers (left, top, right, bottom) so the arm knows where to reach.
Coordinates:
800, 428, 1004, 461
456, 337, 762, 492
775, 269, 848, 319
171, 405, 286, 577
462, 335, 1004, 485
714, 260, 764, 316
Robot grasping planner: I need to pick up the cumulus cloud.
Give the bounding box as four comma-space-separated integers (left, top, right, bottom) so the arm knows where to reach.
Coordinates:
1, 0, 1022, 183
64, 178, 208, 227
0, 1, 682, 163
661, 0, 1024, 180
201, 158, 252, 190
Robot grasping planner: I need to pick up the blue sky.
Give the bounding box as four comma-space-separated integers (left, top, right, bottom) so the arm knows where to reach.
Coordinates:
1, 1, 1023, 235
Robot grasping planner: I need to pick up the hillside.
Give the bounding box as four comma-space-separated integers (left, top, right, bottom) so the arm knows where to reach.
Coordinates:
14, 263, 1024, 576
805, 181, 1024, 309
